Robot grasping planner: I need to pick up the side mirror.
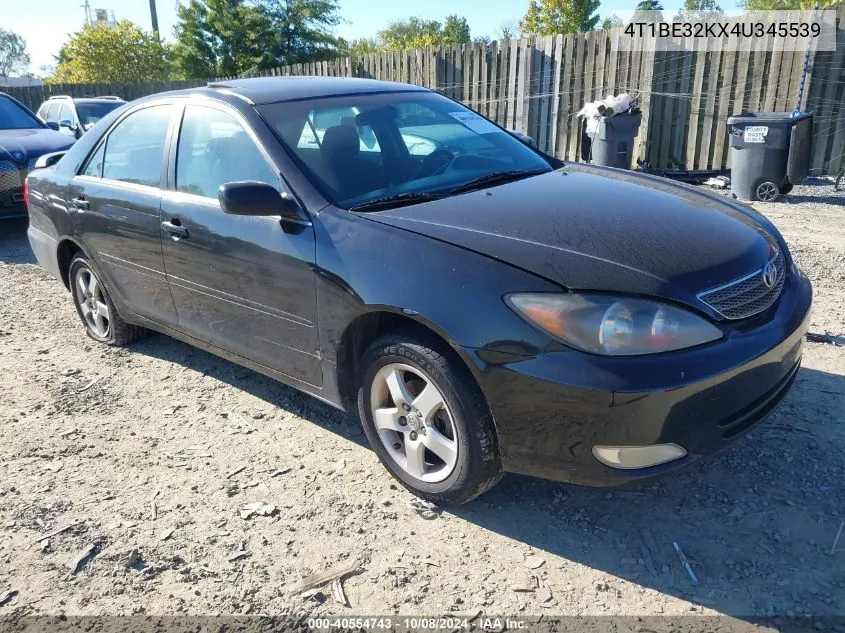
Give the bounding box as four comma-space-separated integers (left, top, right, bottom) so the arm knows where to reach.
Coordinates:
33, 151, 67, 169
218, 181, 308, 223
45, 121, 60, 131
59, 119, 74, 129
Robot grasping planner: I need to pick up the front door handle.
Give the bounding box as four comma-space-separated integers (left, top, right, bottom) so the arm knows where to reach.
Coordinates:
70, 197, 89, 212
161, 220, 189, 240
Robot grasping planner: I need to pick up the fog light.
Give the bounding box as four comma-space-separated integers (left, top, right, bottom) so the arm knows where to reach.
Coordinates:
592, 443, 687, 469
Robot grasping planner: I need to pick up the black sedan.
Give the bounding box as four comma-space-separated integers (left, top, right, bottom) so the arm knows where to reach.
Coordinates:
1, 92, 76, 220
25, 77, 812, 504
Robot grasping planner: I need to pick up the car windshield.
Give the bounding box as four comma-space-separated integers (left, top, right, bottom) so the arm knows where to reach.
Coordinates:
259, 91, 552, 209
0, 97, 41, 130
76, 101, 123, 126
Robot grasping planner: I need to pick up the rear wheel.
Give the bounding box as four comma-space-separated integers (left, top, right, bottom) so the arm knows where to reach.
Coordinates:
779, 182, 793, 195
357, 332, 502, 505
69, 254, 146, 346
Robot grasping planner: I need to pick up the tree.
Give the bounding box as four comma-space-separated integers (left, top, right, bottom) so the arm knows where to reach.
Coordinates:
520, 0, 601, 36
173, 0, 268, 78
0, 28, 31, 78
379, 17, 443, 51
339, 37, 383, 57
173, 0, 343, 78
50, 21, 173, 83
741, 0, 836, 8
633, 0, 664, 23
256, 0, 343, 66
674, 0, 723, 20
601, 14, 624, 29
441, 15, 471, 44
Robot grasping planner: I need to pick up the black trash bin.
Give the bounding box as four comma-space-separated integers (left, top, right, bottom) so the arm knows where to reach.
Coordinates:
727, 111, 813, 202
582, 112, 642, 169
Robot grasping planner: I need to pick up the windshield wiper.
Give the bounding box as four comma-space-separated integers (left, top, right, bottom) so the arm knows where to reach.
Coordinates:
348, 192, 445, 212
448, 168, 550, 195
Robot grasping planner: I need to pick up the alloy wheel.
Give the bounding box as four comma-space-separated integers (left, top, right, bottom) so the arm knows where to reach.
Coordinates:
73, 266, 111, 339
369, 363, 459, 483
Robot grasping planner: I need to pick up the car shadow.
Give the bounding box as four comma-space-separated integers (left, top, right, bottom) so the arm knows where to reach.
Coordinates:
129, 333, 368, 448
131, 329, 845, 620
0, 217, 36, 264
449, 364, 845, 619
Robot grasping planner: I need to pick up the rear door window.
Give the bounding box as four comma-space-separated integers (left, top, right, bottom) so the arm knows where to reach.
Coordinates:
100, 105, 174, 187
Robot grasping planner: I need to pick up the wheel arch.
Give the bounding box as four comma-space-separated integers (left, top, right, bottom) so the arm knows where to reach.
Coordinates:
56, 237, 87, 290
335, 308, 485, 414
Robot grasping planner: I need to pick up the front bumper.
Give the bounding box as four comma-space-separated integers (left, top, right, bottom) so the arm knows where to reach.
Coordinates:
470, 268, 812, 486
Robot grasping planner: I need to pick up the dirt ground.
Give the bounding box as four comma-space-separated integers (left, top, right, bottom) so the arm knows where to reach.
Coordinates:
0, 180, 843, 627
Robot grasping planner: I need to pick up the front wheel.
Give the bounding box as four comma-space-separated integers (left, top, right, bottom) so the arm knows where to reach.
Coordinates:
357, 332, 502, 505
69, 254, 147, 346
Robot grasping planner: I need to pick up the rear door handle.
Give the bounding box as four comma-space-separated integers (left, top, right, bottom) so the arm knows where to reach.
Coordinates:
70, 197, 89, 212
161, 220, 189, 240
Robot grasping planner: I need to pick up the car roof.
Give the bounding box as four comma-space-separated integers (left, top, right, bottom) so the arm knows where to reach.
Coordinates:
202, 76, 430, 105
71, 97, 125, 104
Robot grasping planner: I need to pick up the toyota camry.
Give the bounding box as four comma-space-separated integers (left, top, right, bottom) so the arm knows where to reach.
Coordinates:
25, 77, 812, 504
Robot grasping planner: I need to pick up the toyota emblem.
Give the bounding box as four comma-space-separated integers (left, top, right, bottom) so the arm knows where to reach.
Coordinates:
761, 261, 777, 288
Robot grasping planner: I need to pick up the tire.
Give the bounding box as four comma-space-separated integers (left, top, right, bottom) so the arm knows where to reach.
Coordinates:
779, 182, 793, 195
753, 179, 780, 202
357, 332, 502, 505
68, 254, 147, 346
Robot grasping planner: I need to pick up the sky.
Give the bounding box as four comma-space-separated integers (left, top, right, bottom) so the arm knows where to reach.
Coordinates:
3, 0, 691, 75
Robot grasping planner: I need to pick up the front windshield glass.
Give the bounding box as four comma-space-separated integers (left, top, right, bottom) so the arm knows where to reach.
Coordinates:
259, 91, 551, 208
76, 101, 123, 126
0, 97, 41, 130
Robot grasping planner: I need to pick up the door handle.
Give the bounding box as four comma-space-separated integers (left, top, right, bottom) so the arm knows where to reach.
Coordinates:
70, 197, 89, 212
161, 220, 189, 240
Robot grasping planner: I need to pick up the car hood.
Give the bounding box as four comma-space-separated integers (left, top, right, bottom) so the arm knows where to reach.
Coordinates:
0, 128, 75, 165
362, 164, 778, 311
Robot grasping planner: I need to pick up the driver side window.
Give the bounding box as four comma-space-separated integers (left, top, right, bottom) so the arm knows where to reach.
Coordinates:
176, 105, 279, 199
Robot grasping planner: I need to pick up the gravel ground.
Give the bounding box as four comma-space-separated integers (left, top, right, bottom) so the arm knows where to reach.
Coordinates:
0, 180, 843, 627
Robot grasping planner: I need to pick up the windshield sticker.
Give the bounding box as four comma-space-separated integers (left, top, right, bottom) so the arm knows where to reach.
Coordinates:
448, 111, 499, 135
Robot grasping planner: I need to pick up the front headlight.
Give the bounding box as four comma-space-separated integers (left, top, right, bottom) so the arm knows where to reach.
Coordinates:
506, 293, 722, 356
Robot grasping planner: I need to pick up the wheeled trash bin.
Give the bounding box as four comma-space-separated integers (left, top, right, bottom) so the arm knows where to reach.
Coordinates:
727, 111, 813, 202
584, 112, 643, 169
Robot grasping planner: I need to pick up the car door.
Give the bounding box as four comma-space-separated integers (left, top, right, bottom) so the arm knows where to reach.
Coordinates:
66, 102, 180, 326
159, 102, 321, 387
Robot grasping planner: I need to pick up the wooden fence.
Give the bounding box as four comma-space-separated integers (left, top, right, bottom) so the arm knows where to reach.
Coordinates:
5, 80, 207, 113
4, 5, 844, 174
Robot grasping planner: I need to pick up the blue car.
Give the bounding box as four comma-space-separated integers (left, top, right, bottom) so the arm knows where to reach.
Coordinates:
1, 92, 76, 220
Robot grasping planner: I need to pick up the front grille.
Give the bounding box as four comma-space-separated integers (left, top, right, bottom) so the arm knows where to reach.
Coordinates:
698, 249, 786, 320
0, 160, 23, 207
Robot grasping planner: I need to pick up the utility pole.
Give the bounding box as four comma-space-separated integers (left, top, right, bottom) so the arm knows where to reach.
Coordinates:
149, 0, 160, 35
80, 0, 92, 26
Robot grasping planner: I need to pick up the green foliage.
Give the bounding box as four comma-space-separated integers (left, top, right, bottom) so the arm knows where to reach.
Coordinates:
520, 0, 602, 36
601, 14, 625, 29
633, 0, 664, 23
50, 21, 173, 83
172, 0, 343, 78
674, 0, 723, 19
741, 0, 837, 8
339, 37, 382, 57
441, 15, 472, 44
256, 0, 343, 66
172, 0, 265, 78
0, 28, 31, 77
379, 17, 443, 51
